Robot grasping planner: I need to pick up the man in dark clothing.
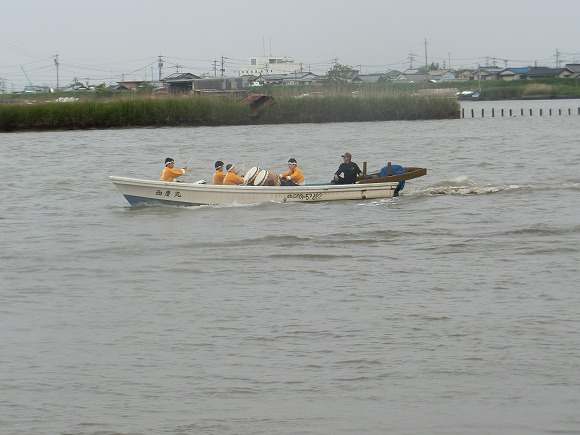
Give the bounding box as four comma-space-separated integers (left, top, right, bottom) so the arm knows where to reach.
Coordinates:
332, 152, 362, 184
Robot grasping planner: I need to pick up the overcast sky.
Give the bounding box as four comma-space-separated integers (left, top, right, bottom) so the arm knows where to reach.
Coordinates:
1, 0, 579, 90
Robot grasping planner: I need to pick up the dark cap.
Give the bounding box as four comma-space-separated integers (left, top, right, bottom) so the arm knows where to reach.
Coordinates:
342, 152, 352, 158
288, 158, 297, 164
165, 157, 175, 166
226, 163, 234, 172
215, 160, 224, 169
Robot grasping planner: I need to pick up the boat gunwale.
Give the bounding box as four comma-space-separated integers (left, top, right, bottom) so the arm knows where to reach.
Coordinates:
109, 176, 399, 192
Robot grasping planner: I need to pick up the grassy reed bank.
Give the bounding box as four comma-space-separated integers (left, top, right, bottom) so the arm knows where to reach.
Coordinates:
0, 97, 253, 131
260, 94, 459, 123
480, 79, 580, 99
420, 77, 580, 100
0, 90, 459, 132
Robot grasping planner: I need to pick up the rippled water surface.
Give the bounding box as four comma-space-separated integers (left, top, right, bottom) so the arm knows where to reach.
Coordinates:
1, 99, 580, 434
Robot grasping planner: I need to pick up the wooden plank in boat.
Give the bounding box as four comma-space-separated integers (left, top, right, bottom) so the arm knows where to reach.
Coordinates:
357, 167, 427, 184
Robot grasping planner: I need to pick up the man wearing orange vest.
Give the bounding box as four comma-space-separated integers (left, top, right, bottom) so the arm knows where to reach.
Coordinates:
223, 163, 244, 185
213, 160, 226, 185
160, 157, 188, 182
279, 157, 305, 186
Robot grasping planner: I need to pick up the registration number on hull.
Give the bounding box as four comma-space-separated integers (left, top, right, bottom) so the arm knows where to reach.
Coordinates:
285, 192, 323, 201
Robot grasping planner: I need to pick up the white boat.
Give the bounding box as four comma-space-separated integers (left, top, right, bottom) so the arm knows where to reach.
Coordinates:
109, 176, 399, 207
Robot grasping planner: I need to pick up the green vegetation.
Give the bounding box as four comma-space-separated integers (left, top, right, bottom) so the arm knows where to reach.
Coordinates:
421, 77, 580, 100
259, 93, 458, 124
324, 63, 359, 84
5, 75, 577, 131
0, 96, 254, 131
0, 87, 460, 132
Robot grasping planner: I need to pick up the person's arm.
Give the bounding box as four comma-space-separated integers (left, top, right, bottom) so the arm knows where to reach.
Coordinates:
290, 168, 304, 184
234, 173, 245, 184
163, 164, 187, 179
334, 163, 345, 181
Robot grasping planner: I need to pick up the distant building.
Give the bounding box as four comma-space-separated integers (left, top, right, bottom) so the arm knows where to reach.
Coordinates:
559, 64, 580, 78
428, 69, 456, 81
462, 66, 569, 81
239, 56, 303, 76
472, 67, 504, 81
383, 70, 402, 80
352, 73, 388, 84
396, 69, 428, 82
246, 72, 319, 86
458, 70, 472, 80
116, 80, 146, 91
498, 67, 530, 80
499, 66, 565, 80
23, 85, 51, 93
161, 72, 202, 92
190, 76, 251, 92
525, 67, 563, 79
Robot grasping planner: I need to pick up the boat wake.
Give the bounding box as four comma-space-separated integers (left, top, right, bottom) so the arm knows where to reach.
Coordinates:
411, 176, 531, 196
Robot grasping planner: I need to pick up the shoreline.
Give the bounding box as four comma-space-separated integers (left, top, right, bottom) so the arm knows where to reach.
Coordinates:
0, 93, 460, 132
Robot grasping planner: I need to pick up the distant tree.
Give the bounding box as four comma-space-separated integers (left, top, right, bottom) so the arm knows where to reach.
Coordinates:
418, 62, 441, 74
325, 63, 358, 84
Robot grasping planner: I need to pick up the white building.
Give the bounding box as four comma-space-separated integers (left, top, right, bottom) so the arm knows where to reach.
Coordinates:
239, 56, 302, 76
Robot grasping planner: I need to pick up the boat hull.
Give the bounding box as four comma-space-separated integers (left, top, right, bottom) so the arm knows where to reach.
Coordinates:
109, 176, 398, 207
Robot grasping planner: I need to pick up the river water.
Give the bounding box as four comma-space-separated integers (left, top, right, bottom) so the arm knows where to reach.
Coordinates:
1, 99, 579, 434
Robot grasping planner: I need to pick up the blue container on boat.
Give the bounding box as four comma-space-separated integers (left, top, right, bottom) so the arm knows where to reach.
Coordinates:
380, 164, 405, 193
380, 164, 405, 177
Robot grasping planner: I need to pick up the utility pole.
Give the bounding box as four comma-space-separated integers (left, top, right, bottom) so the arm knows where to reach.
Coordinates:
157, 55, 164, 80
448, 52, 451, 70
424, 38, 428, 69
54, 54, 60, 91
408, 53, 415, 69
212, 60, 218, 77
555, 48, 560, 68
221, 54, 228, 77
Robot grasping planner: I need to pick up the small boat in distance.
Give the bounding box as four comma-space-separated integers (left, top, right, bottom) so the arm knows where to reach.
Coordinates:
456, 90, 481, 101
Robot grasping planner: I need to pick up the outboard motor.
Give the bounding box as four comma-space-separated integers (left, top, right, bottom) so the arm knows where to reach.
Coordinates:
380, 164, 406, 197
